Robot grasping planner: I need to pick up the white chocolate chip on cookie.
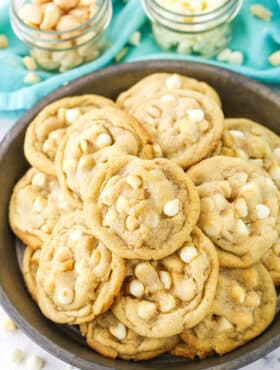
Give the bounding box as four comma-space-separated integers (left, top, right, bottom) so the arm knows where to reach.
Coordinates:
164, 199, 180, 217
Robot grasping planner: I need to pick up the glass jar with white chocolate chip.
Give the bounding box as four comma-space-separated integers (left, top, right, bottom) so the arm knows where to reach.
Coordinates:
10, 0, 112, 72
142, 0, 242, 57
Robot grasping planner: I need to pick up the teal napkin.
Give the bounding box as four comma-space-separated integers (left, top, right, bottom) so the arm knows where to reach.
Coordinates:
0, 0, 279, 117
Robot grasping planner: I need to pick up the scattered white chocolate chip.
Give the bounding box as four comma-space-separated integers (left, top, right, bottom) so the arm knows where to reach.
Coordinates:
187, 108, 205, 122
217, 317, 234, 331
250, 4, 272, 21
163, 199, 180, 217
216, 48, 232, 62
65, 108, 80, 124
10, 348, 24, 364
1, 318, 17, 332
24, 72, 40, 85
129, 279, 145, 298
269, 50, 280, 67
160, 94, 175, 103
273, 147, 280, 160
32, 172, 46, 187
235, 198, 248, 218
144, 212, 160, 229
33, 196, 47, 212
229, 129, 244, 138
158, 293, 176, 313
235, 148, 249, 159
116, 196, 130, 212
228, 51, 244, 66
56, 287, 74, 305
128, 31, 141, 47
256, 204, 270, 220
96, 133, 112, 148
236, 219, 249, 236
179, 245, 198, 263
245, 291, 261, 307
103, 209, 117, 226
153, 144, 163, 157
26, 355, 44, 370
126, 175, 142, 189
23, 56, 37, 70
166, 74, 182, 89
69, 229, 83, 242
270, 165, 280, 180
137, 301, 157, 320
109, 322, 127, 341
203, 220, 221, 237
159, 271, 172, 289
125, 215, 139, 231
0, 35, 8, 48
229, 284, 246, 304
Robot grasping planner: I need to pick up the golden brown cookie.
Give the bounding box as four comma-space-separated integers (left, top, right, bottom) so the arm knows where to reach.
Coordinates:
262, 238, 280, 285
112, 228, 219, 338
181, 264, 276, 356
128, 90, 224, 169
85, 156, 200, 260
170, 342, 207, 359
55, 107, 153, 207
24, 95, 115, 176
22, 246, 40, 302
80, 311, 179, 360
9, 168, 74, 249
188, 156, 280, 267
36, 212, 126, 324
117, 73, 221, 111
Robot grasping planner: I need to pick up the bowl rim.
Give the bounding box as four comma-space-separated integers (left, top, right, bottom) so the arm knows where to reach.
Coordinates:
1, 59, 280, 370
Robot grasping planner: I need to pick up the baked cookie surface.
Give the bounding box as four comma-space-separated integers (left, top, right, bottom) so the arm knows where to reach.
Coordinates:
9, 168, 74, 249
262, 238, 280, 285
117, 73, 221, 111
112, 228, 219, 338
24, 95, 115, 176
36, 212, 126, 324
181, 264, 276, 356
188, 156, 280, 267
129, 90, 224, 169
80, 310, 179, 360
55, 107, 153, 207
85, 156, 200, 259
22, 246, 40, 302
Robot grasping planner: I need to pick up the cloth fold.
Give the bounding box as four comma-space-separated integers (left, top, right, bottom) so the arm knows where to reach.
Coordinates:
0, 0, 279, 116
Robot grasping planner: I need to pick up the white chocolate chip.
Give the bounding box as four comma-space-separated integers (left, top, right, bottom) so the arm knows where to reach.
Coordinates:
103, 209, 118, 226
163, 199, 180, 217
160, 94, 176, 103
269, 50, 280, 67
125, 216, 139, 231
129, 279, 145, 298
10, 348, 24, 364
158, 293, 176, 313
245, 291, 261, 308
200, 197, 215, 212
56, 287, 74, 305
109, 322, 127, 341
19, 4, 43, 26
144, 212, 160, 229
41, 3, 62, 30
23, 56, 37, 70
236, 219, 249, 236
69, 229, 83, 242
1, 318, 17, 332
187, 108, 205, 122
116, 196, 130, 212
270, 165, 280, 180
229, 284, 246, 304
65, 108, 80, 124
251, 159, 263, 167
273, 147, 280, 160
239, 183, 258, 195
235, 148, 249, 159
96, 133, 112, 148
216, 48, 232, 62
217, 317, 234, 331
153, 144, 163, 157
179, 245, 198, 263
166, 74, 182, 89
230, 129, 244, 138
235, 198, 248, 218
256, 204, 270, 220
137, 301, 157, 320
203, 219, 221, 237
33, 196, 47, 212
159, 271, 172, 289
0, 35, 8, 48
126, 175, 142, 189
78, 155, 95, 170
228, 51, 244, 66
128, 31, 141, 47
26, 355, 44, 370
24, 72, 40, 85
31, 173, 46, 187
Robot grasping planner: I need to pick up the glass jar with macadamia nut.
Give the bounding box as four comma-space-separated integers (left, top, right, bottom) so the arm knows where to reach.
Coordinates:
10, 0, 112, 72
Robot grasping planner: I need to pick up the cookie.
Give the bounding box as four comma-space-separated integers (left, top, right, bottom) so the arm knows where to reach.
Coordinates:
85, 156, 200, 260
112, 227, 219, 338
22, 246, 40, 302
188, 156, 280, 267
80, 310, 179, 360
128, 90, 224, 169
262, 238, 280, 285
217, 118, 280, 189
36, 212, 126, 324
117, 73, 221, 111
181, 264, 276, 357
9, 168, 74, 249
55, 107, 153, 207
170, 342, 206, 359
24, 95, 115, 176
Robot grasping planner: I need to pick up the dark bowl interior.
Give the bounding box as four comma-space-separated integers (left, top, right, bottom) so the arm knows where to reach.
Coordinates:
0, 60, 280, 370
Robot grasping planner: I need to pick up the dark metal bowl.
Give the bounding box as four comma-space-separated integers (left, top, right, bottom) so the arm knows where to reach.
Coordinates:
0, 60, 279, 370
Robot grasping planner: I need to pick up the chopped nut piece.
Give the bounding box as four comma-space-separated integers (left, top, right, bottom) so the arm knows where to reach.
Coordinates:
250, 4, 272, 22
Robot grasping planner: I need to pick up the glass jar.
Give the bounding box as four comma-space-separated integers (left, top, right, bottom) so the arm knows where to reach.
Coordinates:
10, 0, 112, 72
142, 0, 243, 57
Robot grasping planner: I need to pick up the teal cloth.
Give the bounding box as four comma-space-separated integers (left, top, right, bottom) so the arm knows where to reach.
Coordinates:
0, 0, 279, 118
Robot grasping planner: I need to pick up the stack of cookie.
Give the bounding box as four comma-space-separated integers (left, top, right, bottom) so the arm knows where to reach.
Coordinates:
9, 73, 279, 361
